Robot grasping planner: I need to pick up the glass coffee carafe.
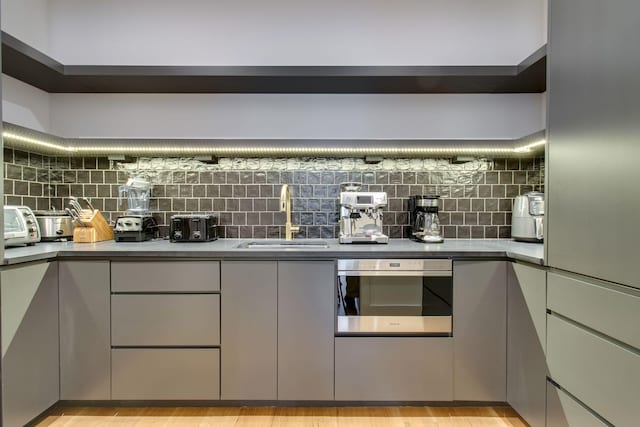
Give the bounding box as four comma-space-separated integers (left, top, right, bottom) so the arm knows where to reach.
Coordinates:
409, 195, 444, 243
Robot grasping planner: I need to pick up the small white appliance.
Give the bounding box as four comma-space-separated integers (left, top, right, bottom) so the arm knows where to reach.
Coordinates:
4, 205, 41, 247
511, 192, 544, 242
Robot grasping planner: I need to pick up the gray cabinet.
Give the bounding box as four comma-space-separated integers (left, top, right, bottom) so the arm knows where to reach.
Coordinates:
547, 313, 639, 427
112, 294, 220, 346
1, 261, 59, 427
335, 337, 453, 401
112, 348, 220, 400
221, 261, 278, 400
546, 382, 606, 427
506, 262, 547, 427
547, 0, 640, 288
110, 261, 221, 400
452, 260, 506, 401
277, 261, 334, 400
59, 260, 111, 400
111, 261, 220, 292
221, 260, 335, 401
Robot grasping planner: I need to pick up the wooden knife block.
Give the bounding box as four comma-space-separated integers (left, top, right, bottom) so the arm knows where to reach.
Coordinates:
73, 209, 114, 243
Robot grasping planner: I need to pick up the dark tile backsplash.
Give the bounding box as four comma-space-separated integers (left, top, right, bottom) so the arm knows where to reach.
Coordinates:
4, 147, 544, 239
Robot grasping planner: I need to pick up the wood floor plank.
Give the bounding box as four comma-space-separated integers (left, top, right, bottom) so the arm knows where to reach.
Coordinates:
34, 406, 525, 427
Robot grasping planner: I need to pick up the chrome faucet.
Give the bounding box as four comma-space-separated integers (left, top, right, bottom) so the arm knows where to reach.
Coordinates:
279, 184, 300, 241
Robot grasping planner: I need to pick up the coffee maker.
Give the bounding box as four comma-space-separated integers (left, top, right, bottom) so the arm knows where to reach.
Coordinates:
339, 183, 388, 244
409, 195, 444, 243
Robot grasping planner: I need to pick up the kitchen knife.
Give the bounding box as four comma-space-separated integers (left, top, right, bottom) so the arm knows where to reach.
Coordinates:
65, 207, 85, 227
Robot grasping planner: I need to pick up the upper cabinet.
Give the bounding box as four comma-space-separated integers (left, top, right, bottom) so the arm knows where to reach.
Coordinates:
2, 33, 546, 94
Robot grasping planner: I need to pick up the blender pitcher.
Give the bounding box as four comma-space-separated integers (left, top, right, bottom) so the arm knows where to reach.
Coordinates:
118, 176, 151, 214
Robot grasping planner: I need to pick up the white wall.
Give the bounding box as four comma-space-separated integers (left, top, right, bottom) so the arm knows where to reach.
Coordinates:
1, 0, 49, 53
50, 93, 545, 139
2, 75, 52, 133
48, 0, 546, 66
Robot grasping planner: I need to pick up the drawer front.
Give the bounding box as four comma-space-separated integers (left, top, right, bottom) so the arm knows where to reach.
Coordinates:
547, 314, 640, 427
548, 271, 640, 349
546, 382, 607, 427
112, 348, 219, 400
112, 294, 220, 346
335, 337, 453, 401
111, 261, 220, 292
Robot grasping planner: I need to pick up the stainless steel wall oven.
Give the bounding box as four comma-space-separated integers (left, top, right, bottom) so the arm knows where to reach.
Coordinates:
337, 259, 452, 336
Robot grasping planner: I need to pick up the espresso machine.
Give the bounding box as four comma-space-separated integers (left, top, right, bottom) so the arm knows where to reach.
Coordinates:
409, 195, 444, 243
338, 183, 388, 244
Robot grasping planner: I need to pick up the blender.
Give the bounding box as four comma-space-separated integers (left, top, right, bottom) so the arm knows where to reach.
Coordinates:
115, 176, 158, 241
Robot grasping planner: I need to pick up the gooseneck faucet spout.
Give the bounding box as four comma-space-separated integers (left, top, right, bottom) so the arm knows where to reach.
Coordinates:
280, 184, 300, 241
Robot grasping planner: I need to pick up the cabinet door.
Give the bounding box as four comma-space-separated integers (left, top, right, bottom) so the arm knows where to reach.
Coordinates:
507, 263, 547, 427
2, 262, 59, 427
221, 261, 277, 400
547, 314, 639, 427
278, 261, 334, 400
335, 337, 453, 401
59, 261, 111, 400
546, 382, 607, 427
453, 261, 506, 401
112, 348, 219, 400
547, 0, 640, 288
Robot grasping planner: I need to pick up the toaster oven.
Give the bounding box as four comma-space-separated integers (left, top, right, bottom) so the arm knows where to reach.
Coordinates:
4, 206, 41, 247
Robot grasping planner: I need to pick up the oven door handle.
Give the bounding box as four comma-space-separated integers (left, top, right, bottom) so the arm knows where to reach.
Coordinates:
337, 271, 452, 277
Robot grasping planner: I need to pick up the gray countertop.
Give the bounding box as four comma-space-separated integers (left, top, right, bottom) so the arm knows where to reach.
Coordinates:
2, 238, 544, 266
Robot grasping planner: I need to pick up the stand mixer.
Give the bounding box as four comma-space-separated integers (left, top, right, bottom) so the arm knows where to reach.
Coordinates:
338, 183, 388, 244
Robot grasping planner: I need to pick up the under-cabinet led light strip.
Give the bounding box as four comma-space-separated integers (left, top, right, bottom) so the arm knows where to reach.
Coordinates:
2, 131, 546, 156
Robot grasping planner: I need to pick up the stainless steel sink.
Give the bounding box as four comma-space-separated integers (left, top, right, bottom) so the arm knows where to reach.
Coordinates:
235, 239, 330, 249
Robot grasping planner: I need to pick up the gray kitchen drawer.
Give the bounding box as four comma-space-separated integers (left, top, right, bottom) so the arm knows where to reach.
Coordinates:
548, 271, 640, 349
112, 348, 220, 400
111, 261, 220, 292
335, 337, 453, 401
546, 381, 607, 427
112, 294, 220, 346
547, 314, 639, 427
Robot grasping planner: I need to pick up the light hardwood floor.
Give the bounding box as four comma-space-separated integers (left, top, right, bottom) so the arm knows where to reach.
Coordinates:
35, 406, 528, 426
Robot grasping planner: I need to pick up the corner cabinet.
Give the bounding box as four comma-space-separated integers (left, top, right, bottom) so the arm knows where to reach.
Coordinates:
221, 260, 335, 401
1, 261, 59, 427
452, 260, 507, 402
507, 262, 547, 427
59, 261, 111, 400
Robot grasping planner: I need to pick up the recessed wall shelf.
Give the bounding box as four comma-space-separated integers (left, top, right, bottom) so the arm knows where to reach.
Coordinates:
2, 32, 546, 94
3, 123, 546, 158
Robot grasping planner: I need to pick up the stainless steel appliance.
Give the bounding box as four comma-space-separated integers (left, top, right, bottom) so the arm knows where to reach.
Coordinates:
170, 214, 218, 242
33, 210, 74, 241
338, 183, 388, 244
4, 206, 41, 247
114, 215, 159, 242
409, 195, 443, 243
512, 191, 544, 242
337, 259, 453, 336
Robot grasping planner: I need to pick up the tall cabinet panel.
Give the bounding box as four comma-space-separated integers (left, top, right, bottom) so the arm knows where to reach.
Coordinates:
59, 261, 111, 400
507, 262, 547, 427
1, 261, 59, 427
221, 261, 277, 400
452, 260, 506, 401
547, 0, 640, 288
278, 261, 334, 400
